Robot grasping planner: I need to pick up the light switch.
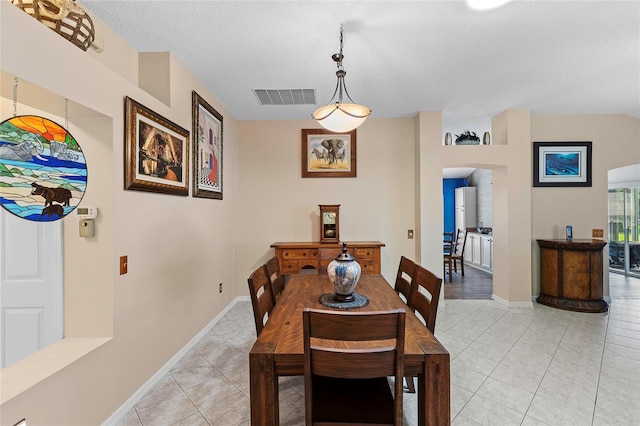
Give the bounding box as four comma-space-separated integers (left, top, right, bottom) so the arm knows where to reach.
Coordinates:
408, 229, 414, 239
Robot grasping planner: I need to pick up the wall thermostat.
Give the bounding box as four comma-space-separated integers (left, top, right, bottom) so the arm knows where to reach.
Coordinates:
77, 206, 98, 219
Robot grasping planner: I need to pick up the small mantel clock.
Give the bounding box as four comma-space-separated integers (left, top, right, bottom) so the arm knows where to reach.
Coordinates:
319, 204, 340, 243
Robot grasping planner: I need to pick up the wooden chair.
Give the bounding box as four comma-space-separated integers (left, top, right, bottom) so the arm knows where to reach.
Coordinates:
405, 265, 443, 393
303, 308, 406, 426
394, 256, 417, 304
451, 228, 468, 276
408, 266, 443, 333
247, 265, 275, 336
443, 231, 454, 255
394, 256, 418, 393
443, 240, 457, 282
265, 256, 285, 301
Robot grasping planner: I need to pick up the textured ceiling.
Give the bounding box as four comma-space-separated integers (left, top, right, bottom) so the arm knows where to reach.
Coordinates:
82, 1, 640, 136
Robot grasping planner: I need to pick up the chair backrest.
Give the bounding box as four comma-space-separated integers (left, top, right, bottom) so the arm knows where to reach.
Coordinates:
408, 266, 443, 333
303, 308, 406, 426
454, 228, 468, 257
394, 256, 417, 303
247, 265, 275, 336
443, 231, 454, 254
265, 256, 285, 301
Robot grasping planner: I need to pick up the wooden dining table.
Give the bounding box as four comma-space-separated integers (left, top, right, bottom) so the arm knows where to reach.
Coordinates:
249, 273, 450, 425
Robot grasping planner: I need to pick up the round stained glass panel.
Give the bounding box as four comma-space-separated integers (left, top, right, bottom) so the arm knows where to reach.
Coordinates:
0, 115, 87, 222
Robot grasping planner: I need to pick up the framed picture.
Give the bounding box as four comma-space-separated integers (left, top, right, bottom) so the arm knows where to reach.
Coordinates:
124, 97, 189, 195
301, 128, 356, 178
192, 91, 223, 199
533, 141, 592, 187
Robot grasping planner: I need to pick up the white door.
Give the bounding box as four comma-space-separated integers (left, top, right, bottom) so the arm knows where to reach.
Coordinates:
0, 209, 63, 368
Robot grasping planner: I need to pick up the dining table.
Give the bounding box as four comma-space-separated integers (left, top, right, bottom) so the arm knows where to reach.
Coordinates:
249, 273, 450, 425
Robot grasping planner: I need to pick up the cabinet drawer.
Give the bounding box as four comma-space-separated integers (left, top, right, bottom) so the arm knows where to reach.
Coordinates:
318, 248, 354, 260
281, 260, 299, 274
354, 247, 374, 259
282, 248, 318, 260
359, 259, 375, 274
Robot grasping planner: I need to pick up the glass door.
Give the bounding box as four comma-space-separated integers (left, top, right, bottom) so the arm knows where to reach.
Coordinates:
608, 187, 640, 277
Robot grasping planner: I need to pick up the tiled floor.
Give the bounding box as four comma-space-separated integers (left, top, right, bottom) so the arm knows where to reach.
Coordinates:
115, 276, 640, 426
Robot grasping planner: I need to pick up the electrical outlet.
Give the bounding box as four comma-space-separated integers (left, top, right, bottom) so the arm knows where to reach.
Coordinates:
219, 282, 223, 293
119, 256, 128, 275
408, 229, 414, 239
592, 228, 604, 238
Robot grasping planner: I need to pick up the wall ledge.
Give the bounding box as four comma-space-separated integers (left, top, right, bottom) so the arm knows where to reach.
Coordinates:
0, 337, 112, 405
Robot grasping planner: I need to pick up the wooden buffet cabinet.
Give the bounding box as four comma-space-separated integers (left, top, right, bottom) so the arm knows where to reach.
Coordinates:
270, 241, 385, 275
537, 239, 608, 313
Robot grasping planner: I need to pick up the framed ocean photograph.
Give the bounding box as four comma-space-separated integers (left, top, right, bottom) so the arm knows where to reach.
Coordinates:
192, 91, 223, 199
533, 141, 592, 187
301, 128, 356, 178
124, 97, 189, 196
0, 115, 87, 221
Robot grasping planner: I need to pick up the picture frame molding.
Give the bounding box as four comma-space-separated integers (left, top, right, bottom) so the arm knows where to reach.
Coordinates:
533, 141, 592, 187
301, 128, 357, 178
192, 91, 223, 199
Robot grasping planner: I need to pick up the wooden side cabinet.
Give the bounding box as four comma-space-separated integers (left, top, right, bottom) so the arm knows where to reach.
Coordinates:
537, 239, 608, 313
270, 241, 385, 275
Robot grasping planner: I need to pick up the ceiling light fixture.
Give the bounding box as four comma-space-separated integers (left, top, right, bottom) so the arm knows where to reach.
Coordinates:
313, 25, 371, 133
467, 0, 512, 10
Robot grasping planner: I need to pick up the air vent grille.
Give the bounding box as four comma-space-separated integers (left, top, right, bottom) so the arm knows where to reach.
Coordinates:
253, 89, 316, 105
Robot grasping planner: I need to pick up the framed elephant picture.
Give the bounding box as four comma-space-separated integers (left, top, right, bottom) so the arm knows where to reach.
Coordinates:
301, 128, 356, 178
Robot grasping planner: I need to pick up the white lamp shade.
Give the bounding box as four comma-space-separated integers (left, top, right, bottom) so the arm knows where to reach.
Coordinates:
313, 103, 371, 133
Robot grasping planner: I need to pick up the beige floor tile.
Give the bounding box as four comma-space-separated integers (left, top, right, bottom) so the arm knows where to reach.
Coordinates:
136, 391, 198, 425
460, 394, 525, 425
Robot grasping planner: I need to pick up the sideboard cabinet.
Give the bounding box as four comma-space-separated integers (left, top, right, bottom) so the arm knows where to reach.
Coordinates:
270, 241, 385, 275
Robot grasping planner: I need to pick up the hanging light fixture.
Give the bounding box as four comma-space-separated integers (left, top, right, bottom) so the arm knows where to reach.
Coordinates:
313, 25, 371, 132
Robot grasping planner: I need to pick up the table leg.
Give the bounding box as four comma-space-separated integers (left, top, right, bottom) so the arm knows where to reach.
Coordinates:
249, 341, 278, 426
418, 345, 450, 426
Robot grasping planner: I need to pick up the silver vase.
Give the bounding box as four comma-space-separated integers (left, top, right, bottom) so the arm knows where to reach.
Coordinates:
482, 132, 491, 145
327, 243, 361, 302
444, 132, 452, 145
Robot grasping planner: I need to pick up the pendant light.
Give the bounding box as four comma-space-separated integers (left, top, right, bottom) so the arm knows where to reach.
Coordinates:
313, 25, 371, 132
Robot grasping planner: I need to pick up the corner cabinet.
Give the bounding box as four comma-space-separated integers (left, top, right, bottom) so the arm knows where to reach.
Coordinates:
537, 239, 608, 313
270, 241, 385, 275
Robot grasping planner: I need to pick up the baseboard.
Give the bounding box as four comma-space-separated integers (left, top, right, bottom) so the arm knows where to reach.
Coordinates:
492, 293, 534, 308
102, 296, 249, 425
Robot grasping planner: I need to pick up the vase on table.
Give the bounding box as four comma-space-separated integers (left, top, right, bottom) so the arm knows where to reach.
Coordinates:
327, 242, 361, 302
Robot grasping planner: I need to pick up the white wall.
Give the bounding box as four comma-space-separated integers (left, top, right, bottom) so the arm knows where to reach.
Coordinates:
237, 118, 417, 287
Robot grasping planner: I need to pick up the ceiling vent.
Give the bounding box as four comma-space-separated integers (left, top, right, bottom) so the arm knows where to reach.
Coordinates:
253, 89, 316, 105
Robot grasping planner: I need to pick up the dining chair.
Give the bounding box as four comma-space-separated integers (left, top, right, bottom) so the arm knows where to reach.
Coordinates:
443, 231, 454, 254
303, 308, 406, 426
247, 264, 275, 336
394, 256, 418, 393
443, 240, 457, 282
265, 256, 285, 301
451, 228, 468, 276
405, 265, 443, 393
394, 256, 417, 304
